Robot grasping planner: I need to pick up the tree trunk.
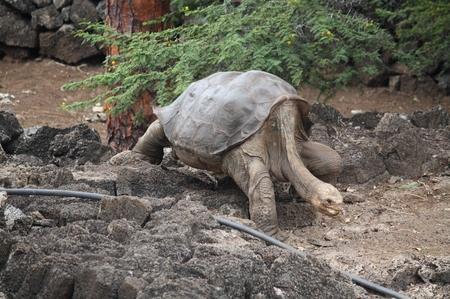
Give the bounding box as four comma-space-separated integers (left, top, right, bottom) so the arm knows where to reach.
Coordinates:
105, 0, 170, 152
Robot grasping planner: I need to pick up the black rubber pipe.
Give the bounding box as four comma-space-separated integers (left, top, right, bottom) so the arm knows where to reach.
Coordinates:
213, 216, 410, 299
1, 188, 410, 299
1, 188, 104, 200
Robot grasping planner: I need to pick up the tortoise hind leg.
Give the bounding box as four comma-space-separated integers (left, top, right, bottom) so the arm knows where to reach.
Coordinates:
222, 147, 285, 239
299, 141, 343, 183
132, 119, 171, 164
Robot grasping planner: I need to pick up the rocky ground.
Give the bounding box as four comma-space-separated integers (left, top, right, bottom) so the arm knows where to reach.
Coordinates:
0, 59, 450, 298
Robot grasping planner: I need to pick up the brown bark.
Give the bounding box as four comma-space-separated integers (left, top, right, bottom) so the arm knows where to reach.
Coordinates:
105, 0, 170, 152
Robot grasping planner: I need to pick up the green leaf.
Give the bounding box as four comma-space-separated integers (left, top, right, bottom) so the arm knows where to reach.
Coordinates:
397, 183, 423, 189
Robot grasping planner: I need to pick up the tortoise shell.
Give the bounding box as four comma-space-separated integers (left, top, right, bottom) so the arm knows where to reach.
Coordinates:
154, 70, 310, 157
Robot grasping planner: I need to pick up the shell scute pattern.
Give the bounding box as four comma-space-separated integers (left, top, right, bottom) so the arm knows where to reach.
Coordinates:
155, 71, 307, 157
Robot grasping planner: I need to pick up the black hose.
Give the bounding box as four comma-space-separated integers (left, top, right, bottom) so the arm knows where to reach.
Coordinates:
0, 188, 410, 299
213, 216, 410, 299
1, 188, 104, 200
213, 216, 306, 258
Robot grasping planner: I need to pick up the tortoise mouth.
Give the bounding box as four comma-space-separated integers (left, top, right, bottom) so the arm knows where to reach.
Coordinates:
311, 195, 343, 216
322, 206, 341, 216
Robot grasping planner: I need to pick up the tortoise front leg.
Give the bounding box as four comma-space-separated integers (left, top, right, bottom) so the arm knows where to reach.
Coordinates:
133, 120, 171, 164
222, 148, 283, 239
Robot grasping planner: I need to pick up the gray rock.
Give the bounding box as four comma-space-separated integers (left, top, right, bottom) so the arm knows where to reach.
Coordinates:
0, 198, 362, 298
57, 202, 99, 226
376, 113, 428, 178
433, 177, 450, 193
400, 74, 418, 93
389, 75, 400, 92
69, 0, 100, 27
381, 254, 422, 290
0, 44, 33, 60
96, 0, 106, 20
310, 123, 336, 149
107, 218, 140, 244
118, 276, 148, 299
0, 192, 33, 235
436, 72, 450, 95
0, 228, 14, 267
4, 123, 112, 166
0, 109, 23, 145
391, 62, 413, 75
72, 170, 117, 195
349, 111, 385, 129
310, 103, 344, 126
11, 187, 101, 222
0, 165, 86, 191
337, 142, 387, 184
98, 195, 153, 226
113, 161, 216, 199
33, 0, 53, 8
31, 5, 64, 30
61, 5, 71, 22
3, 126, 63, 163
53, 0, 72, 10
410, 105, 449, 129
0, 144, 5, 163
343, 192, 366, 203
39, 24, 101, 64
5, 154, 44, 169
416, 75, 440, 99
375, 112, 414, 140
359, 67, 390, 87
3, 0, 36, 14
49, 126, 115, 167
366, 254, 450, 293
0, 3, 38, 48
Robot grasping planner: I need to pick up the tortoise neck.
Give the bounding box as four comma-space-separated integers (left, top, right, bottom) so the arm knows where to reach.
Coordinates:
270, 101, 324, 199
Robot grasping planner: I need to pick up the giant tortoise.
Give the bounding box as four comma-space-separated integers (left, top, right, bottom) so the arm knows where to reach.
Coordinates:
133, 70, 343, 239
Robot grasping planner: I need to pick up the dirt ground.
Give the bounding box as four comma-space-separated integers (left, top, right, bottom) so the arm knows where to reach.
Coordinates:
0, 58, 107, 141
1, 58, 449, 143
1, 57, 450, 297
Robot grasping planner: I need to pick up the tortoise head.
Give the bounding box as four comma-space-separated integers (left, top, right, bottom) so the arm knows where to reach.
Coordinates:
309, 183, 343, 216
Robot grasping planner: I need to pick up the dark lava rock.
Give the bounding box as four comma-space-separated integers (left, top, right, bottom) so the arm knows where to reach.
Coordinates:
4, 124, 114, 166
436, 72, 450, 95
0, 109, 23, 144
69, 0, 101, 27
0, 199, 361, 298
31, 5, 63, 30
349, 111, 385, 130
0, 3, 39, 48
410, 105, 449, 129
3, 0, 36, 13
309, 103, 344, 126
39, 24, 101, 64
376, 113, 428, 178
336, 141, 387, 184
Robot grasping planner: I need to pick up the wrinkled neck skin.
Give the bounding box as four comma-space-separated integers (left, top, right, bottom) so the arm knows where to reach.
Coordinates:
263, 102, 342, 216
263, 108, 320, 197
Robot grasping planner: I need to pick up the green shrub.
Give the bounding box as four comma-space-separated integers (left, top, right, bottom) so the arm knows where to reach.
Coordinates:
63, 0, 394, 118
375, 0, 450, 74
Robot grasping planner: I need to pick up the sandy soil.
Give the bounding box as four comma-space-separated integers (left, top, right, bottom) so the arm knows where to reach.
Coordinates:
0, 58, 107, 141
1, 57, 450, 297
1, 57, 449, 142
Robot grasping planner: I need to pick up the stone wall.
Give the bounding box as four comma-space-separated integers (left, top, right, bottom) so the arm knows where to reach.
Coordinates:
0, 0, 105, 64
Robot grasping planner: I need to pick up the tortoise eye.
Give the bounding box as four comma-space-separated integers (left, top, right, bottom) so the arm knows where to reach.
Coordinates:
326, 199, 333, 205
